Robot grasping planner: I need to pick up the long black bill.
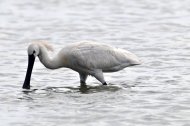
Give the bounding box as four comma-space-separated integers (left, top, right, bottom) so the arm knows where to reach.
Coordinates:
22, 55, 35, 89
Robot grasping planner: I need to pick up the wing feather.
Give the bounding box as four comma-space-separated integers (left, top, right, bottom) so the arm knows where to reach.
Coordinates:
64, 41, 140, 70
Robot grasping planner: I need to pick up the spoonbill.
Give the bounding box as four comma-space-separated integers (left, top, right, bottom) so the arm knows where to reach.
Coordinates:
23, 41, 141, 89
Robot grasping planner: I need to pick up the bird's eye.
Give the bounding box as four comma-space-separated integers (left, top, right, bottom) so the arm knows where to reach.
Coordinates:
33, 50, 36, 54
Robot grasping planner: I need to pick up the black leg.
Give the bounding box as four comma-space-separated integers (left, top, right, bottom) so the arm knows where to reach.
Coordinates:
79, 73, 88, 84
80, 80, 86, 84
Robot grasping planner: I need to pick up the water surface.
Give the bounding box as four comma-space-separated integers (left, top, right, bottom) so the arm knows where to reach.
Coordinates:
0, 0, 190, 125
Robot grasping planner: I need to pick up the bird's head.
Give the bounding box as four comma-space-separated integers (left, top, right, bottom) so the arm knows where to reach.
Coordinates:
22, 44, 40, 89
23, 41, 53, 89
28, 44, 40, 57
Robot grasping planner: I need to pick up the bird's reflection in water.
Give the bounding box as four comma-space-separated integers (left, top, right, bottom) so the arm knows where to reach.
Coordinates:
78, 83, 122, 94
22, 88, 37, 94
20, 83, 122, 96
79, 84, 90, 93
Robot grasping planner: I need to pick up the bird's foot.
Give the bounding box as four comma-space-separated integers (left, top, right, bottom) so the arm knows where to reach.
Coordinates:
103, 82, 107, 85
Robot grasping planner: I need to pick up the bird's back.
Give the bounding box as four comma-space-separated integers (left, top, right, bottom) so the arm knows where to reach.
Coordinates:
60, 41, 141, 72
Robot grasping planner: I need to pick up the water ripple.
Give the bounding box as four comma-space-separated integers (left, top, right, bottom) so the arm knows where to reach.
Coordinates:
1, 0, 190, 125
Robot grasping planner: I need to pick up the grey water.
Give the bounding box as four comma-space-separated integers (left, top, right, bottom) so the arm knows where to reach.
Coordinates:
0, 0, 190, 125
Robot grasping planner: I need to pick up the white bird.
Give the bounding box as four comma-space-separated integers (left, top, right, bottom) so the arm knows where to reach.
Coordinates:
23, 41, 141, 89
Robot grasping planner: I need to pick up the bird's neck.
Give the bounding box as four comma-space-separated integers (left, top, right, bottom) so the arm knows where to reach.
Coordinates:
38, 46, 61, 69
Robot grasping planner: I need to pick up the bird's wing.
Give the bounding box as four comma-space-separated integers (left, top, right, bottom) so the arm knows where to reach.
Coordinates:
67, 42, 139, 69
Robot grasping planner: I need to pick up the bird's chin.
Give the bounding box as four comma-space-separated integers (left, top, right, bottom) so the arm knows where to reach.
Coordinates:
22, 54, 35, 89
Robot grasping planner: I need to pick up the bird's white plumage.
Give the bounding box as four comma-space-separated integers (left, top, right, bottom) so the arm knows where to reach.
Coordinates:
27, 41, 141, 85
58, 41, 140, 72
